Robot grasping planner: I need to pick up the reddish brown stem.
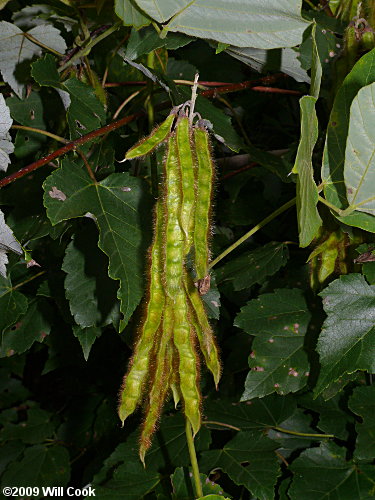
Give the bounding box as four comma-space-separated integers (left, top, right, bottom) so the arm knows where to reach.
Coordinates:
0, 112, 142, 189
222, 162, 258, 180
250, 87, 301, 95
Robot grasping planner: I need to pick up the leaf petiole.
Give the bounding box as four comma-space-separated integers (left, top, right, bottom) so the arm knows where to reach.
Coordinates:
185, 419, 203, 498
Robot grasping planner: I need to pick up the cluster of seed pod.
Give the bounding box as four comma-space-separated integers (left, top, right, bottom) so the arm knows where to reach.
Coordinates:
118, 104, 221, 463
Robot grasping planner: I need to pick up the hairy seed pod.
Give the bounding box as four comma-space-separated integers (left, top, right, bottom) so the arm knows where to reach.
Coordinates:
193, 126, 214, 281
176, 116, 196, 254
168, 345, 181, 408
184, 273, 221, 388
164, 135, 185, 296
124, 112, 176, 160
139, 301, 174, 464
173, 289, 201, 436
118, 201, 165, 424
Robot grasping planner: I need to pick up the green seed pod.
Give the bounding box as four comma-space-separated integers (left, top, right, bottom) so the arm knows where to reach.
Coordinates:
193, 126, 214, 281
361, 30, 375, 50
168, 344, 181, 408
163, 135, 185, 296
118, 201, 165, 424
173, 289, 201, 436
124, 112, 176, 160
345, 26, 358, 70
184, 273, 221, 388
176, 116, 196, 254
139, 300, 174, 465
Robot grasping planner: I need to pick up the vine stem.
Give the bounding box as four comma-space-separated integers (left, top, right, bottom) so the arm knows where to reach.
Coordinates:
272, 426, 334, 439
209, 197, 296, 269
11, 125, 69, 144
185, 419, 203, 498
58, 22, 121, 73
0, 112, 143, 189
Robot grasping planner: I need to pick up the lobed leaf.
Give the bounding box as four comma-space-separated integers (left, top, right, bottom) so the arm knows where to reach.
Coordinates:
315, 274, 375, 396
289, 441, 375, 500
0, 21, 66, 97
215, 242, 289, 291
199, 431, 279, 500
43, 160, 152, 331
348, 385, 375, 460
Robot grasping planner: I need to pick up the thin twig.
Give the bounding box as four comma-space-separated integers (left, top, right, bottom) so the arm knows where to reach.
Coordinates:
203, 420, 241, 431
76, 149, 97, 183
23, 32, 64, 57
0, 112, 143, 189
209, 197, 296, 269
11, 125, 69, 144
189, 73, 199, 126
113, 89, 143, 120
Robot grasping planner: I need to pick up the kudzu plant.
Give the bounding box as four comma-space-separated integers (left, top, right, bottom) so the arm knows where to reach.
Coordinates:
118, 104, 221, 464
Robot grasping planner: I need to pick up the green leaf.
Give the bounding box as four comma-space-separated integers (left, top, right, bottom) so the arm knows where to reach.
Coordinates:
322, 49, 375, 232
31, 53, 60, 87
215, 242, 289, 291
171, 467, 230, 500
125, 26, 192, 61
204, 394, 297, 431
310, 22, 322, 99
0, 210, 23, 278
43, 161, 152, 331
0, 299, 52, 357
115, 0, 151, 29
154, 0, 309, 49
289, 442, 375, 499
315, 274, 375, 396
7, 92, 46, 159
133, 0, 190, 23
344, 83, 375, 216
63, 78, 106, 141
199, 431, 279, 500
198, 496, 231, 500
0, 441, 24, 476
0, 21, 66, 97
226, 46, 310, 84
62, 223, 119, 328
0, 408, 54, 444
1, 444, 70, 487
0, 94, 14, 172
299, 393, 353, 440
72, 325, 101, 361
348, 385, 375, 460
236, 288, 310, 399
292, 96, 322, 247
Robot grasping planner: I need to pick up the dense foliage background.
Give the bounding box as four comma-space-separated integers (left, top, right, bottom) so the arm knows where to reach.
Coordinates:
0, 0, 375, 499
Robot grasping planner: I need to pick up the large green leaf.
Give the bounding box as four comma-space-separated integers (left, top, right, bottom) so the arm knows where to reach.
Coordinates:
235, 289, 310, 399
0, 299, 52, 357
289, 442, 375, 500
215, 242, 289, 291
299, 393, 353, 440
62, 223, 119, 328
6, 92, 46, 159
322, 49, 375, 232
43, 160, 152, 331
315, 274, 375, 396
292, 96, 322, 247
204, 394, 297, 431
344, 83, 375, 215
348, 385, 375, 460
0, 408, 54, 444
115, 0, 151, 29
1, 445, 70, 488
199, 431, 279, 500
136, 0, 309, 49
0, 21, 66, 97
